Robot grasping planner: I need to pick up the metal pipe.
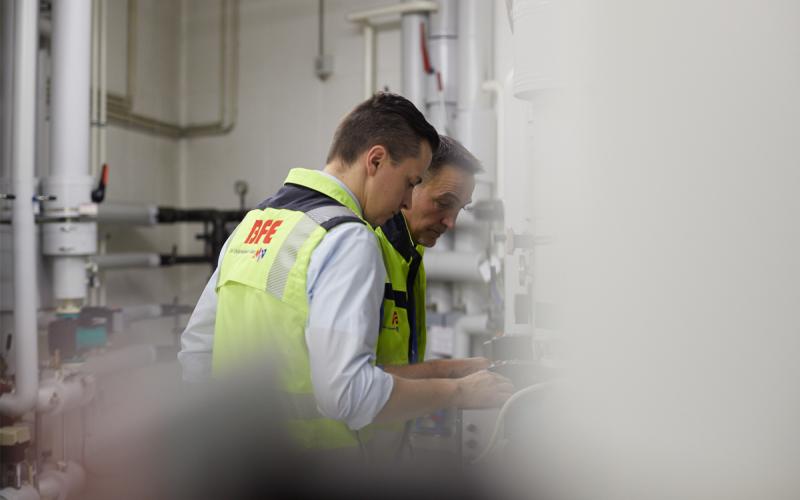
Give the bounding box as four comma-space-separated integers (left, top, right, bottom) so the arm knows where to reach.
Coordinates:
0, 0, 40, 418
424, 251, 486, 283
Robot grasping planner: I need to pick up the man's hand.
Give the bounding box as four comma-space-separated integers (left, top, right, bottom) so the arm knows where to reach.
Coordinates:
453, 370, 515, 409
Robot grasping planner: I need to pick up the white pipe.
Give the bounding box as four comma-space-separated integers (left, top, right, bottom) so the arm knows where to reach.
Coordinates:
36, 474, 62, 500
363, 24, 375, 99
347, 1, 437, 23
456, 0, 496, 185
401, 9, 427, 112
90, 0, 99, 179
350, 1, 437, 101
50, 0, 92, 187
425, 0, 458, 134
453, 313, 489, 358
37, 374, 96, 416
471, 381, 553, 463
424, 251, 486, 283
90, 252, 160, 270
0, 485, 40, 500
482, 78, 505, 195
47, 0, 95, 306
38, 462, 85, 500
1, 0, 14, 185
0, 0, 40, 418
99, 0, 107, 169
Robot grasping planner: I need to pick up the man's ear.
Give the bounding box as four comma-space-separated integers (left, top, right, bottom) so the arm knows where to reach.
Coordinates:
365, 145, 388, 177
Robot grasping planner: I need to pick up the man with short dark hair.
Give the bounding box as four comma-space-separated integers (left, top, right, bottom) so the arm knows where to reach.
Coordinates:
181, 94, 512, 455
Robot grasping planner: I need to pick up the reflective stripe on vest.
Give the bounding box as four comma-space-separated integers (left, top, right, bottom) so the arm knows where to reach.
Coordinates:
212, 169, 368, 451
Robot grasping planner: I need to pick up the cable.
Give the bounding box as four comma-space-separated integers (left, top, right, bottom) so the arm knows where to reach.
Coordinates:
471, 381, 553, 464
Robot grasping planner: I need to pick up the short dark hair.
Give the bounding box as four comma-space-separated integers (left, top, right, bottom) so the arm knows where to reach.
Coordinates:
326, 92, 440, 165
425, 135, 483, 180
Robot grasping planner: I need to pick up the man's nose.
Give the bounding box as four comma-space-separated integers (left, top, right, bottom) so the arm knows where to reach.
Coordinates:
442, 212, 456, 229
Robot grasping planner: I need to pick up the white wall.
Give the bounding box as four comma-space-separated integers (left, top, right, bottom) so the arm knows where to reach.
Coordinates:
101, 0, 189, 341
182, 0, 402, 212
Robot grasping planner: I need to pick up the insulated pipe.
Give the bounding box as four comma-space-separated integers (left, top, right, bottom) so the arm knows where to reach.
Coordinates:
0, 0, 40, 418
90, 253, 161, 269
96, 203, 159, 225
424, 251, 486, 283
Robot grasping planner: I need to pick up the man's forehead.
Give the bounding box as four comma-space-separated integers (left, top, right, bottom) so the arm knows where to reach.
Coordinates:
426, 165, 475, 195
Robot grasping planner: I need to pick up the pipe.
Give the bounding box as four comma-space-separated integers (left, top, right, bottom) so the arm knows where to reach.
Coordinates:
363, 24, 375, 99
347, 1, 437, 23
0, 0, 40, 418
401, 7, 427, 112
426, 0, 458, 134
38, 462, 85, 500
96, 203, 158, 225
1, 0, 13, 186
49, 0, 92, 195
0, 485, 40, 500
45, 0, 95, 308
457, 0, 496, 185
37, 374, 96, 416
106, 0, 240, 139
349, 1, 437, 100
424, 251, 487, 283
89, 253, 211, 270
90, 253, 161, 269
453, 313, 489, 358
471, 381, 553, 463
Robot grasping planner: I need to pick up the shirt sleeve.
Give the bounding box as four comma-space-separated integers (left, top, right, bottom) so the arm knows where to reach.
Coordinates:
305, 222, 394, 430
177, 237, 228, 382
